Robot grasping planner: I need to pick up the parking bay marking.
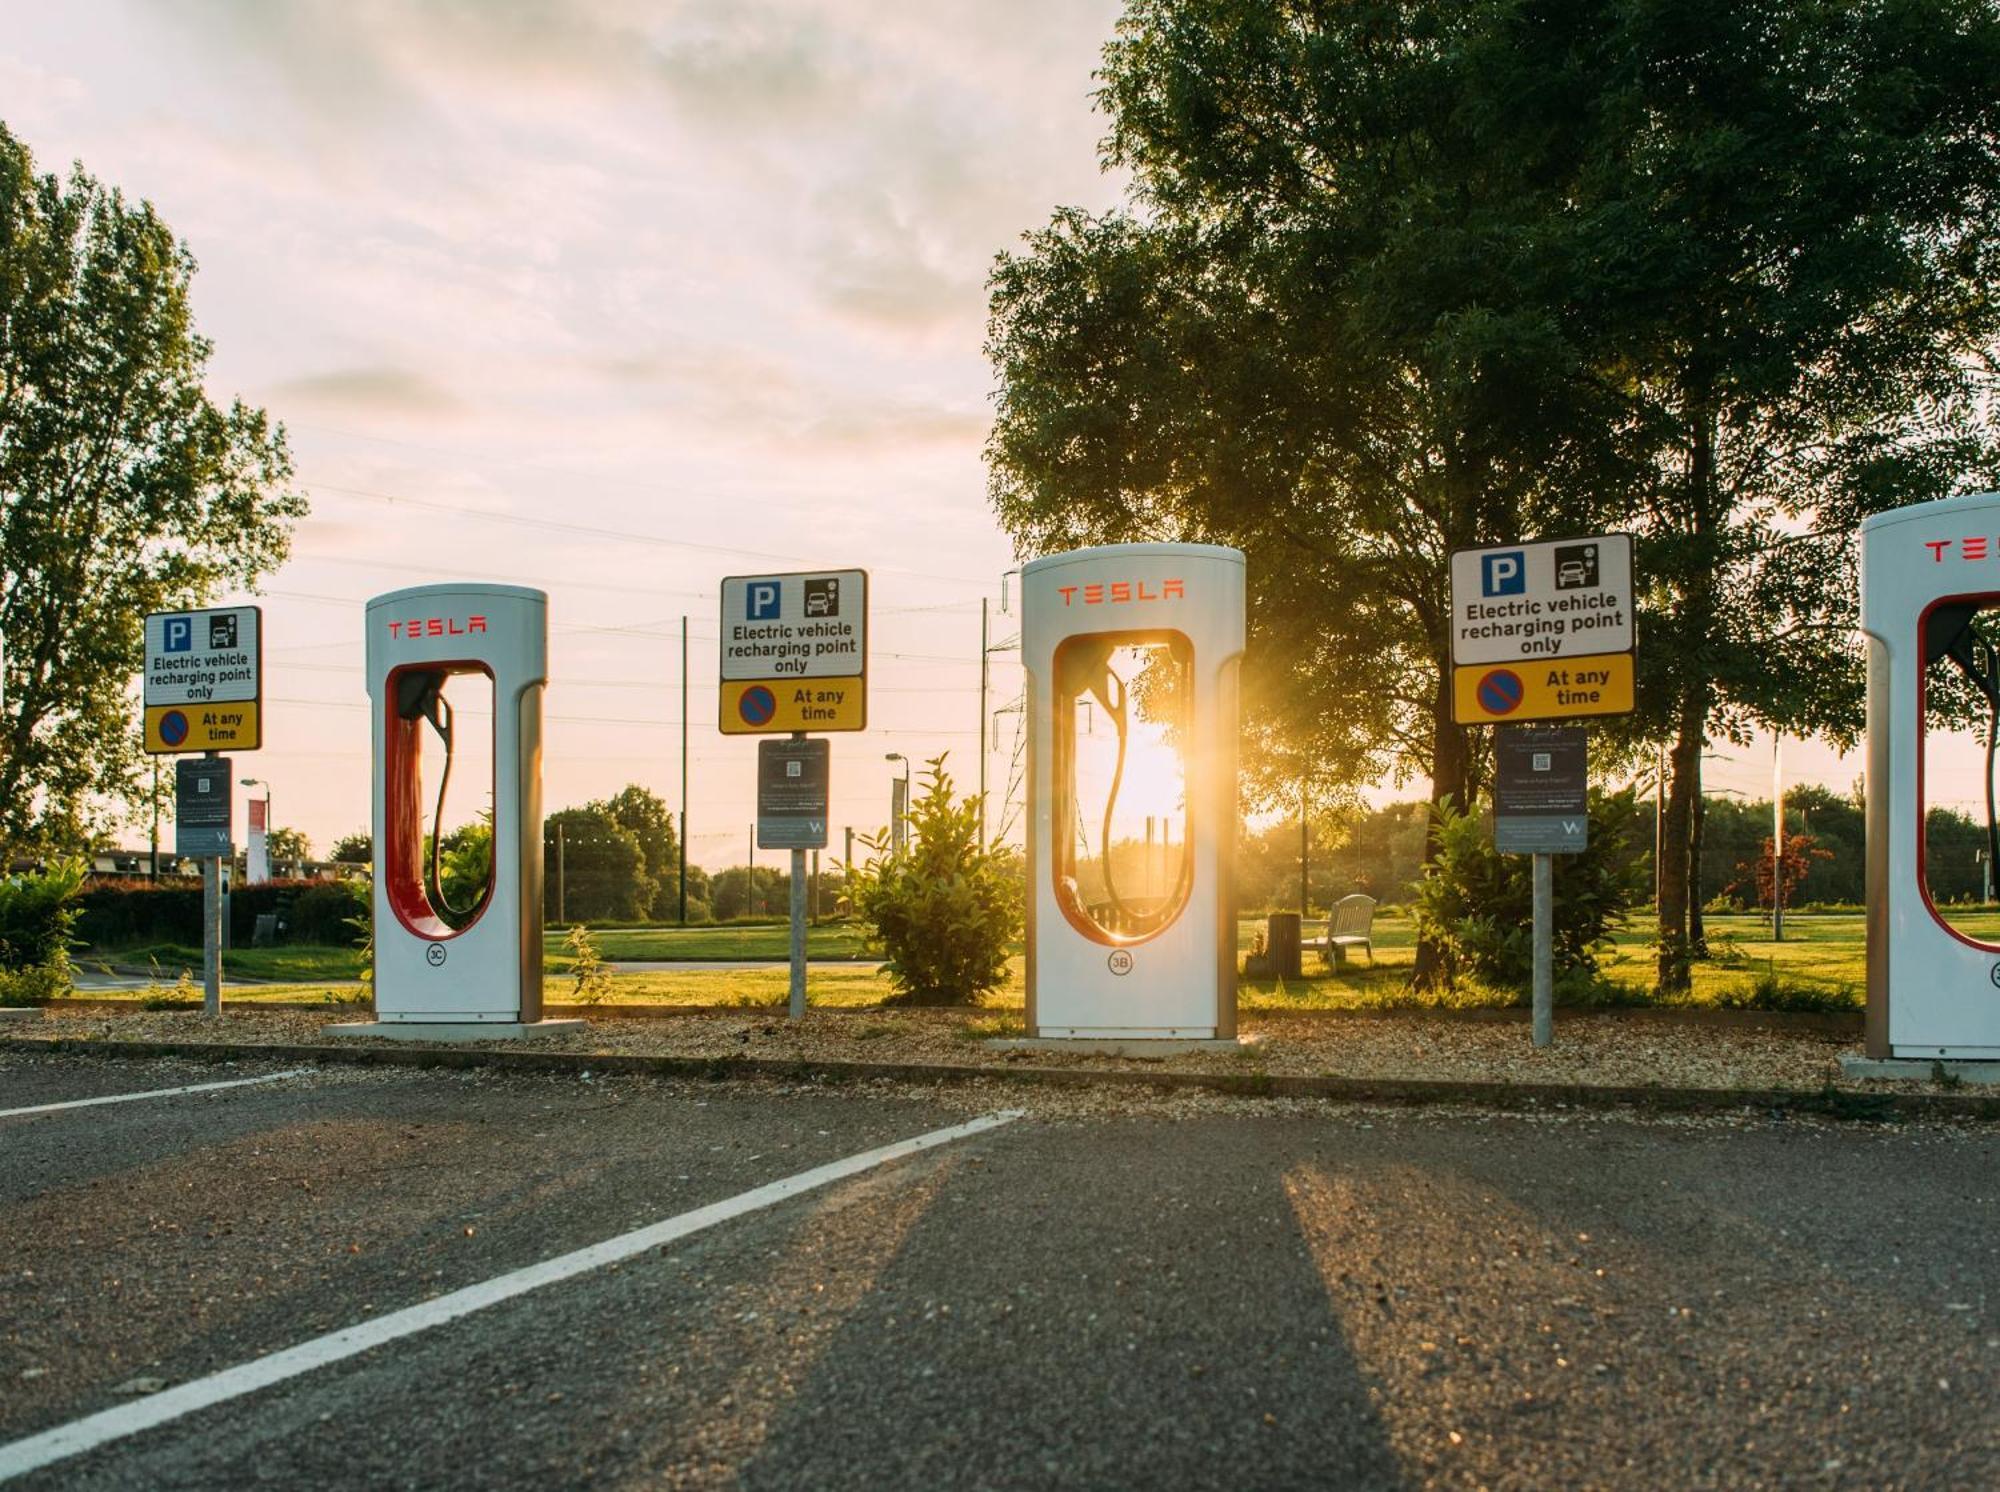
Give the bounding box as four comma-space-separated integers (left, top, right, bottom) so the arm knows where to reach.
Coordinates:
0, 1068, 315, 1121
0, 1107, 1024, 1483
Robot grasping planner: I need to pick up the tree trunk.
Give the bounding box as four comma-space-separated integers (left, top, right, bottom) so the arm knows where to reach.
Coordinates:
1658, 394, 1720, 993
1688, 783, 1708, 957
1656, 689, 1706, 993
1411, 663, 1473, 991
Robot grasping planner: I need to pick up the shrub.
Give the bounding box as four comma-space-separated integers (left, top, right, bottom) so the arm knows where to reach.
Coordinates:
288, 881, 368, 945
0, 858, 85, 1004
846, 756, 1022, 1005
1411, 789, 1651, 996
564, 925, 613, 1005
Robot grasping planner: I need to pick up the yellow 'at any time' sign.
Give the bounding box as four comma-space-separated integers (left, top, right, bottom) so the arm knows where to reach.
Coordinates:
719, 678, 865, 735
144, 702, 262, 753
1452, 652, 1635, 726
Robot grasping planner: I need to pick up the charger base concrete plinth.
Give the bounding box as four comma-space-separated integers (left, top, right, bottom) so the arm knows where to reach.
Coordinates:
324, 1019, 585, 1044
1840, 1054, 2000, 1085
987, 1034, 1263, 1059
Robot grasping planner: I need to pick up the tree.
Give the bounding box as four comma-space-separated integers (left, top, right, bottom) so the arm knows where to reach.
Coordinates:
0, 124, 302, 857
709, 865, 788, 921
591, 784, 681, 920
1552, 0, 2000, 988
264, 826, 311, 866
987, 1, 1642, 985
1727, 833, 1834, 914
329, 831, 372, 865
542, 807, 647, 923
988, 1, 2000, 994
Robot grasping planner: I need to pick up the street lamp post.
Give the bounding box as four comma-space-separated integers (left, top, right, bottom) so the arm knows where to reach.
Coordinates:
884, 752, 910, 854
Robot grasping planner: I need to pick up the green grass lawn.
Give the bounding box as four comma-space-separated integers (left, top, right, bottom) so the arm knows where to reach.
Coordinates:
77, 909, 1923, 1013
576, 923, 870, 961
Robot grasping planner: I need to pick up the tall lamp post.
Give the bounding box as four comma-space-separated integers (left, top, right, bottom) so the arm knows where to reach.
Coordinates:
240, 776, 272, 879
884, 752, 910, 854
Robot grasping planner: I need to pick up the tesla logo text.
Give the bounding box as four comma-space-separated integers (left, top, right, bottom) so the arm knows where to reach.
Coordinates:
388, 616, 488, 638
1057, 579, 1185, 606
1923, 539, 1996, 562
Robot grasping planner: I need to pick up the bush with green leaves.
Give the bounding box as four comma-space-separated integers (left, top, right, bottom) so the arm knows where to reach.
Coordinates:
0, 857, 85, 1004
1411, 790, 1651, 997
846, 756, 1022, 1006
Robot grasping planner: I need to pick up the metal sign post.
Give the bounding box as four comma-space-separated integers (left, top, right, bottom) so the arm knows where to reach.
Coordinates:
1532, 853, 1554, 1047
758, 737, 832, 1021
175, 755, 233, 1018
1451, 537, 1638, 1046
1494, 724, 1589, 1048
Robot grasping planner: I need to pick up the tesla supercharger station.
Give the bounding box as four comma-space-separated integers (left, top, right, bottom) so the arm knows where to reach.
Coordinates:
1022, 542, 1246, 1041
1862, 492, 2000, 1061
333, 582, 576, 1040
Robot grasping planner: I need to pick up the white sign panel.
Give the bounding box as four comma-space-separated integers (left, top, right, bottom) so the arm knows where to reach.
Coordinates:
1450, 534, 1634, 665
144, 605, 262, 706
720, 570, 867, 681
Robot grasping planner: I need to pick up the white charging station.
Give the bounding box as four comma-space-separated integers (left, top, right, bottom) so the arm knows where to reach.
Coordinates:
1020, 542, 1246, 1041
331, 582, 577, 1041
1861, 492, 2000, 1062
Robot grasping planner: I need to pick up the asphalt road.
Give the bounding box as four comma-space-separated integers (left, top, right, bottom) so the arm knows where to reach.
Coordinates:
2, 1053, 1996, 1489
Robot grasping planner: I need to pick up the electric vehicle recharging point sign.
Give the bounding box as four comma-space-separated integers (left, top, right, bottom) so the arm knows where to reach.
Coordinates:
143, 605, 262, 753
1449, 536, 1636, 726
719, 570, 867, 734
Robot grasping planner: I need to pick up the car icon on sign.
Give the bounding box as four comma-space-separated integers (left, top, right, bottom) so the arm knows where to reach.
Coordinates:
1557, 558, 1589, 587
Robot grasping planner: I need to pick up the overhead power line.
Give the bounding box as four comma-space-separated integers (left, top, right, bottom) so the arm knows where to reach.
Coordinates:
304, 480, 991, 586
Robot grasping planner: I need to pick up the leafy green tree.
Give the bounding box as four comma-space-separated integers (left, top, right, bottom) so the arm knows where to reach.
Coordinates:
591, 784, 682, 920
1549, 0, 2000, 988
847, 756, 1023, 1005
329, 831, 372, 865
709, 864, 788, 921
264, 826, 311, 866
0, 123, 302, 857
542, 807, 647, 923
987, 1, 1640, 984
989, 0, 2000, 994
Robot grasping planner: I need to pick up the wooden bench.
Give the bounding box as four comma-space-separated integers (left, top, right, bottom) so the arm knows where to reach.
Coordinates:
1317, 893, 1377, 969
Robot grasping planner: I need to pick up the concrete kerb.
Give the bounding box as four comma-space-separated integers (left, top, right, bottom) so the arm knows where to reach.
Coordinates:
3, 1034, 1994, 1122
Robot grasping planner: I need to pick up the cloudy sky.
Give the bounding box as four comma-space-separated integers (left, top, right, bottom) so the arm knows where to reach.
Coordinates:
6, 0, 1136, 864
7, 0, 1881, 866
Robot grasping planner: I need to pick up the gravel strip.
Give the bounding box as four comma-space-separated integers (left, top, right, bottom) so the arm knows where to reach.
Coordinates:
3, 1004, 1933, 1096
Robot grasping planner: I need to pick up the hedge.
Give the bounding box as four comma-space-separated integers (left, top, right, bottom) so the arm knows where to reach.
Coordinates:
77, 878, 368, 949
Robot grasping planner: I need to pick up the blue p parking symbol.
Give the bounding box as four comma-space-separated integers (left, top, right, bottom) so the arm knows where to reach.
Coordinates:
1481, 552, 1525, 597
163, 616, 194, 653
748, 582, 782, 620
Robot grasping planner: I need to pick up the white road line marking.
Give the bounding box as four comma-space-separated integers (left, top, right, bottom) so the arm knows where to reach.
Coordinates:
0, 1069, 314, 1120
0, 1107, 1023, 1483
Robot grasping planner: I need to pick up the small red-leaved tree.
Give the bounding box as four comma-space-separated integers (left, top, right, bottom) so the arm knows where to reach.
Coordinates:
1729, 833, 1833, 911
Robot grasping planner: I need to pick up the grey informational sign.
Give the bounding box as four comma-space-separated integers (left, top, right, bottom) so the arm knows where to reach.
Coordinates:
757, 738, 831, 850
1494, 724, 1588, 855
175, 756, 234, 858
1495, 815, 1589, 854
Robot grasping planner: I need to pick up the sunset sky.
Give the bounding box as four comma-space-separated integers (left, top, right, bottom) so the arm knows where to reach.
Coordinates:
5, 0, 1886, 865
